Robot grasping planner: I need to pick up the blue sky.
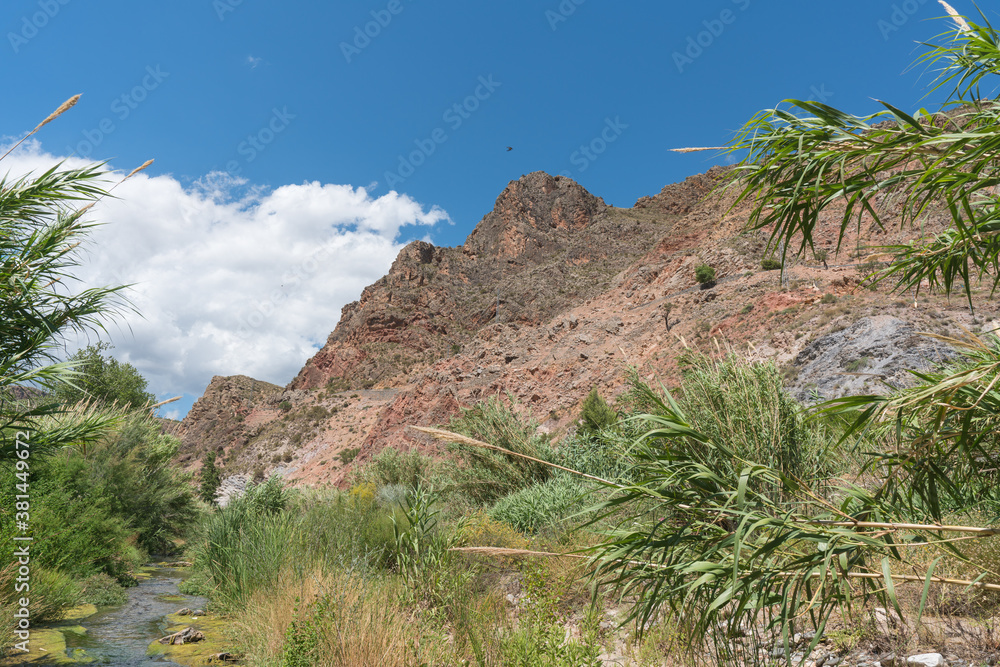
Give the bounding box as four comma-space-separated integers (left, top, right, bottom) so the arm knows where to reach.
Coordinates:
1, 0, 972, 416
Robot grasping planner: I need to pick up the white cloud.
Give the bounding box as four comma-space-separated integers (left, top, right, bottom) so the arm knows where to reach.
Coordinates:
247, 55, 263, 69
2, 141, 449, 402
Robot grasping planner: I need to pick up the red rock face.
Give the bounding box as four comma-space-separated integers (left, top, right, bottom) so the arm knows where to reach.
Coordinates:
288, 172, 651, 393
179, 166, 982, 489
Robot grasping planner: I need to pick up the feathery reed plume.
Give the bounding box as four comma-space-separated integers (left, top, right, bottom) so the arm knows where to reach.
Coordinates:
939, 0, 971, 32
107, 159, 154, 194
0, 94, 81, 163
76, 159, 155, 216
670, 146, 727, 153
124, 159, 154, 182
409, 425, 617, 487
150, 396, 180, 411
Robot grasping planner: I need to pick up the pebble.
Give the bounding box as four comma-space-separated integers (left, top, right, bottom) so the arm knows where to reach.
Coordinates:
907, 654, 945, 667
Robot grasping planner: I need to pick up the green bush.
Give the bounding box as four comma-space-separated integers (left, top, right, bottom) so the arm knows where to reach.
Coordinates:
80, 573, 128, 606
353, 447, 434, 491
0, 450, 141, 583
24, 568, 83, 623
577, 388, 617, 434
187, 485, 400, 611
200, 450, 222, 504
52, 342, 155, 409
558, 425, 642, 484
279, 401, 292, 412
89, 416, 200, 553
694, 264, 716, 284
626, 353, 833, 492
443, 395, 555, 506
760, 258, 782, 271
489, 475, 591, 533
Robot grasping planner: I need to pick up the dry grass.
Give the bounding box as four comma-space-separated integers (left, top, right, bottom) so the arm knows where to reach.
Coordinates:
232, 567, 448, 666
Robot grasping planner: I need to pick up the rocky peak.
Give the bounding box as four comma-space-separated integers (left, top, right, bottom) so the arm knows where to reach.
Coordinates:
287, 172, 661, 392
462, 172, 607, 262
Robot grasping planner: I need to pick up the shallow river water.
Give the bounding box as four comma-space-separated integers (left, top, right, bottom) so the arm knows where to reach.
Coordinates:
6, 565, 209, 666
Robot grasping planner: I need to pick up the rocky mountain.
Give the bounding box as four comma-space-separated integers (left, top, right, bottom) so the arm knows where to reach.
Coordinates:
288, 172, 699, 392
174, 168, 998, 487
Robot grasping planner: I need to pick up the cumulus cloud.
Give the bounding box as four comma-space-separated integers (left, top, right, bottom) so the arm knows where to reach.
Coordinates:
2, 141, 449, 405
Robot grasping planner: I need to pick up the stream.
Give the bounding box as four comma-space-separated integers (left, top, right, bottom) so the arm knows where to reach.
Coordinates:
6, 564, 210, 666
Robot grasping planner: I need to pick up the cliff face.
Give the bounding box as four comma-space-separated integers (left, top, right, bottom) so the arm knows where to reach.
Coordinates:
287, 172, 681, 392
174, 375, 283, 465
177, 166, 993, 487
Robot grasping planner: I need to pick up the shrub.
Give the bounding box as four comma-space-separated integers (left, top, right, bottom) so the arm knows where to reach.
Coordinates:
279, 401, 292, 412
0, 564, 83, 624
577, 388, 617, 434
820, 293, 837, 304
3, 450, 141, 583
694, 264, 716, 284
199, 450, 222, 505
353, 447, 433, 491
489, 475, 592, 533
844, 356, 872, 372
760, 258, 782, 270
443, 395, 555, 506
86, 416, 200, 554
52, 342, 155, 409
558, 424, 642, 484
627, 354, 832, 490
80, 573, 128, 606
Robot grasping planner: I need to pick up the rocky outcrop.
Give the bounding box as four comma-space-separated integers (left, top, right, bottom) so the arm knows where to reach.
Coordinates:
289, 172, 681, 392
175, 375, 283, 463
787, 315, 958, 403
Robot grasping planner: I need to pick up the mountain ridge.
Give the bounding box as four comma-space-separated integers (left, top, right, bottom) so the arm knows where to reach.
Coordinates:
174, 166, 994, 488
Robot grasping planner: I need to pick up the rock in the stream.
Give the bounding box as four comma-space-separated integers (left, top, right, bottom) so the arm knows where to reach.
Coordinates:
158, 626, 206, 645
176, 608, 192, 616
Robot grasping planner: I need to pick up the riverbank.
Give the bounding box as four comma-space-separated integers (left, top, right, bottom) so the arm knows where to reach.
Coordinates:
0, 563, 227, 666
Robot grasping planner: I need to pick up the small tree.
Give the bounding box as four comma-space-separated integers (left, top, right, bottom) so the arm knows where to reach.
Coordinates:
578, 387, 617, 434
54, 342, 155, 409
660, 301, 674, 331
199, 450, 222, 505
694, 264, 716, 286
814, 248, 829, 269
